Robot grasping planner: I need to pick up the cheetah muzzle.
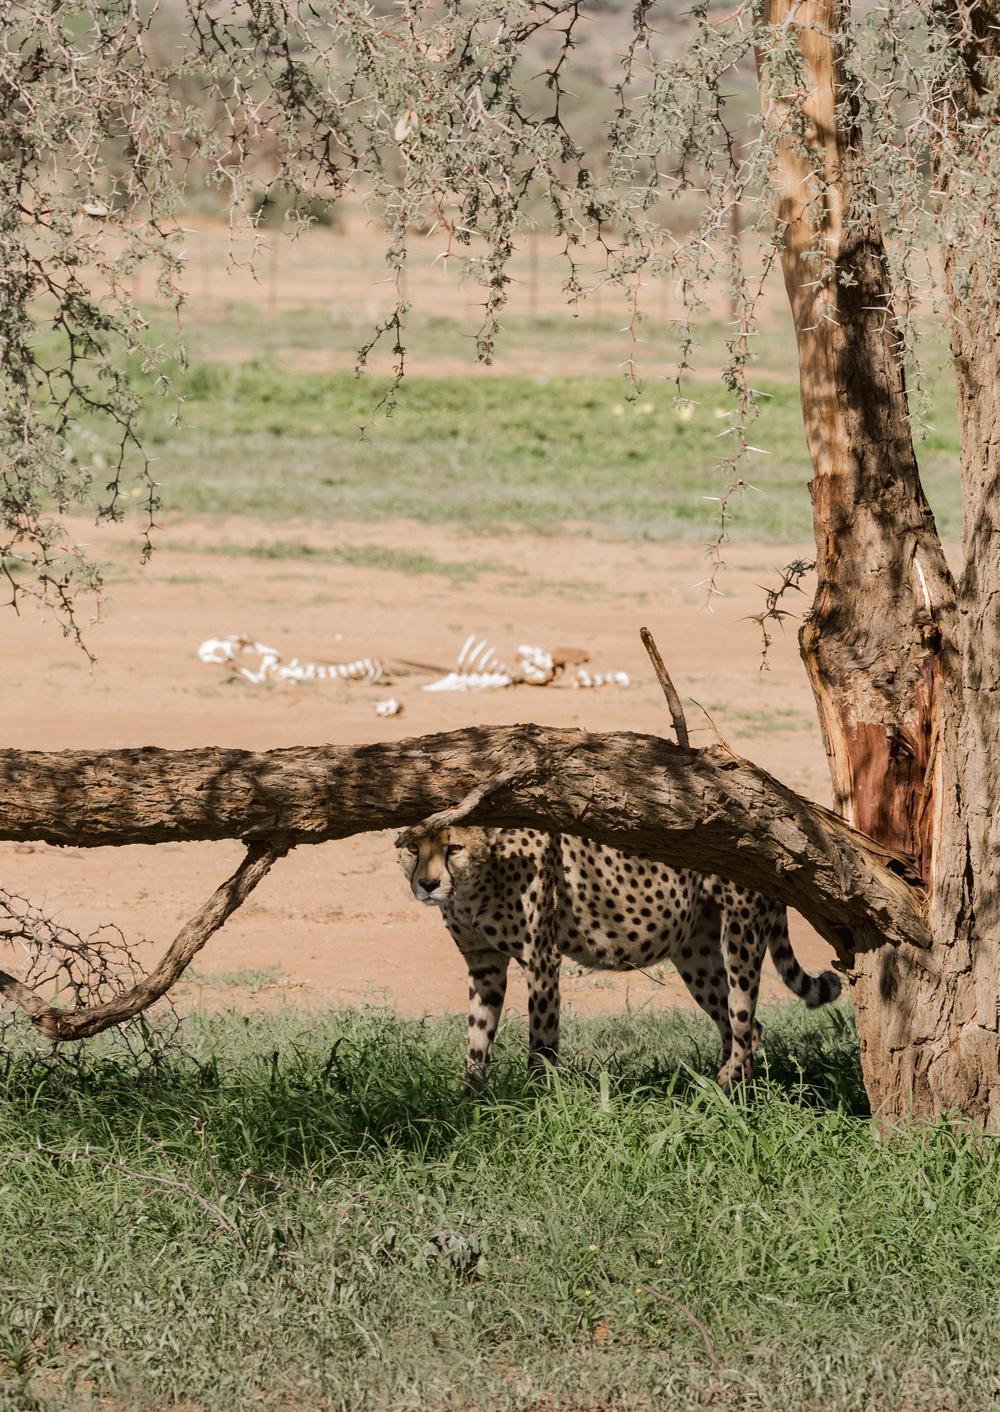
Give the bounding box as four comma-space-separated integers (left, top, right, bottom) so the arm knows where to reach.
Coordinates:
397, 825, 841, 1091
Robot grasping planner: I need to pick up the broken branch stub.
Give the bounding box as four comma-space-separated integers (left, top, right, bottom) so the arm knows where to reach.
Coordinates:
0, 839, 286, 1041
640, 626, 690, 748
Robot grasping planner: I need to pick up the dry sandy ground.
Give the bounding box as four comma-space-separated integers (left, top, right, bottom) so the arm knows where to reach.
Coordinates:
0, 517, 839, 1028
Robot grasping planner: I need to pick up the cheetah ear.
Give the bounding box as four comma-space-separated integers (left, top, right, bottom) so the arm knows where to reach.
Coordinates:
483, 827, 502, 845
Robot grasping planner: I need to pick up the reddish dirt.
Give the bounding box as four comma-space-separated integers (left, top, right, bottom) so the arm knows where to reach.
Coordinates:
0, 517, 838, 1025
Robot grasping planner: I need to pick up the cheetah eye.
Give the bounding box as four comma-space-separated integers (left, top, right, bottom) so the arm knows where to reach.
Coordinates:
406, 843, 418, 855
447, 844, 465, 855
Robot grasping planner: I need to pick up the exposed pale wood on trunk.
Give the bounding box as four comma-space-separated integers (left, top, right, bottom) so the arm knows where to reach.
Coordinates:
0, 730, 928, 965
758, 0, 955, 870
860, 0, 1000, 1123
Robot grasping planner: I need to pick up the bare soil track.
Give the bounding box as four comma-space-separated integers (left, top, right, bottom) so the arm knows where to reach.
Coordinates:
1, 517, 838, 1026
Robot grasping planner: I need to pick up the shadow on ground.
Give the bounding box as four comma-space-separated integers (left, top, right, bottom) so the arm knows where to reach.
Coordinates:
0, 1002, 867, 1175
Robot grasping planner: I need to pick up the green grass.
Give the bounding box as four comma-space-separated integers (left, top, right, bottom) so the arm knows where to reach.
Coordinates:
172, 536, 493, 582
140, 302, 796, 383
708, 704, 816, 736
168, 536, 614, 596
3, 1003, 998, 1411
185, 965, 287, 993
87, 316, 962, 543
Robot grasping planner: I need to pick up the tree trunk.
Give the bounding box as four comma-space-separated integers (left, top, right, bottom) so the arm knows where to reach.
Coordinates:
866, 1, 1000, 1124
760, 0, 1000, 1122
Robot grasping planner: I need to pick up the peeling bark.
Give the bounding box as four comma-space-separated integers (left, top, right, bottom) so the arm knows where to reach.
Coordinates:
758, 0, 955, 866
868, 0, 1000, 1124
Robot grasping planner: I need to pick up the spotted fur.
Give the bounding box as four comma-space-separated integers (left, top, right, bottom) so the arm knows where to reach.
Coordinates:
397, 826, 841, 1090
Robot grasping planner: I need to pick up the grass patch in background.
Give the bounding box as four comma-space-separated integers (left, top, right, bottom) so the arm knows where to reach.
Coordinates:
185, 965, 288, 994
175, 536, 492, 581
2, 1003, 997, 1412
76, 306, 963, 544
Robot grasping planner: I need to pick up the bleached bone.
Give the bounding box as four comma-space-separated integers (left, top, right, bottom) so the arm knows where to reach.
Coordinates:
516, 644, 556, 684
422, 637, 630, 692
456, 634, 512, 677
197, 635, 386, 686
574, 668, 631, 688
424, 670, 513, 692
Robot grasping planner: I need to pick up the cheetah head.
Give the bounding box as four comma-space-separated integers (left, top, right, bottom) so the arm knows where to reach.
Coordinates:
395, 826, 494, 906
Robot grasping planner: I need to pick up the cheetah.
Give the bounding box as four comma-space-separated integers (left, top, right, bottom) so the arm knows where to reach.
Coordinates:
397, 825, 841, 1090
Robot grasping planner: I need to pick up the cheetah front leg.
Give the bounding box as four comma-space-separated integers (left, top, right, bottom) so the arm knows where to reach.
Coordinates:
462, 949, 509, 1093
717, 892, 767, 1090
526, 951, 561, 1080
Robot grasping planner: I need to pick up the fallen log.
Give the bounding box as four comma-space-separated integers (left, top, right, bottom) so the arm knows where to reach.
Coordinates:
0, 725, 928, 968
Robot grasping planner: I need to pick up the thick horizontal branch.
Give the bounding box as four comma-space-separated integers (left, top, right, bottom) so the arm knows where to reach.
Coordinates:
0, 726, 929, 961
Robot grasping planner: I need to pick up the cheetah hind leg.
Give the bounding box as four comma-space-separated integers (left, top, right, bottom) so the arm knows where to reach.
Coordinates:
526, 953, 561, 1083
461, 950, 509, 1094
672, 899, 735, 1085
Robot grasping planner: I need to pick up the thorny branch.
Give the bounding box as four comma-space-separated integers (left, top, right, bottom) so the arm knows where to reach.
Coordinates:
0, 885, 179, 1061
4, 1, 994, 631
0, 840, 286, 1042
750, 558, 816, 669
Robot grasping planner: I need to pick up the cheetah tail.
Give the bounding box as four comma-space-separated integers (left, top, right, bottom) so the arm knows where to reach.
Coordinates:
765, 907, 842, 1008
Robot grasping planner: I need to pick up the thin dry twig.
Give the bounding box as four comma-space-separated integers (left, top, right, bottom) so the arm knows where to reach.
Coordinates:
395, 767, 536, 848
639, 626, 690, 748
636, 1282, 724, 1370
687, 697, 731, 751
20, 1141, 246, 1247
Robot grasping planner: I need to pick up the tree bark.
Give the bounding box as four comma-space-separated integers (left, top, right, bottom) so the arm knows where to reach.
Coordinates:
760, 0, 1000, 1122
0, 729, 927, 970
875, 1, 1000, 1123
758, 0, 956, 865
